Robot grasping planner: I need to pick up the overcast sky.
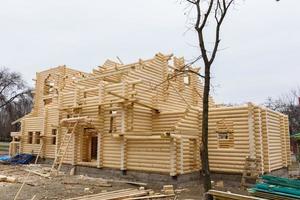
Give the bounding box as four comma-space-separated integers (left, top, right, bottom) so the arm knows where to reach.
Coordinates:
0, 0, 299, 104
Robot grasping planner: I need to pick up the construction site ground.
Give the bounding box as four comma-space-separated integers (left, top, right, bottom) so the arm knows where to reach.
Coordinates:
0, 163, 248, 200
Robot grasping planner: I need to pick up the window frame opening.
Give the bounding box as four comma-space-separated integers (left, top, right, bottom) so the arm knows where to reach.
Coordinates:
52, 129, 57, 145
28, 132, 33, 144
35, 132, 41, 144
183, 74, 190, 86
109, 110, 117, 133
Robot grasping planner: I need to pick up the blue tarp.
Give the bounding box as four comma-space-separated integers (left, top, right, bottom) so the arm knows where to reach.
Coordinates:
0, 155, 10, 161
1, 154, 35, 165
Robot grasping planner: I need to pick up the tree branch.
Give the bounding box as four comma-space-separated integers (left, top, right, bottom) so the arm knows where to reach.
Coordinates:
0, 92, 27, 109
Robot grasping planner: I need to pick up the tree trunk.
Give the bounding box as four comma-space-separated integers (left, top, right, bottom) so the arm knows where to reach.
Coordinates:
201, 63, 212, 197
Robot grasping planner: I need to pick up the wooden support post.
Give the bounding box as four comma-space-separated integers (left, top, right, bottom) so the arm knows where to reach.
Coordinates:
72, 128, 77, 166
120, 80, 127, 172
97, 132, 102, 168
193, 139, 198, 170
79, 131, 83, 162
120, 81, 126, 135
248, 103, 255, 159
255, 107, 264, 173
41, 107, 48, 158
120, 137, 127, 171
97, 80, 104, 168
19, 121, 24, 153
170, 138, 177, 176
265, 110, 271, 173
285, 116, 291, 165
180, 138, 184, 174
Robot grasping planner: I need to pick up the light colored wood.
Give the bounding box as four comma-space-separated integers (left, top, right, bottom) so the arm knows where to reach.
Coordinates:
65, 188, 149, 200
10, 53, 290, 176
208, 190, 266, 200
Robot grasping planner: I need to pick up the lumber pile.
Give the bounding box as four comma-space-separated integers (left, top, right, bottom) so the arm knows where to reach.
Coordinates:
248, 175, 300, 199
65, 188, 174, 200
207, 190, 265, 200
23, 164, 52, 178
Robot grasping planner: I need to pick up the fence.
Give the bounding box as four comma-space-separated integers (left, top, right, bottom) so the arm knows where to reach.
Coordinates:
0, 142, 9, 154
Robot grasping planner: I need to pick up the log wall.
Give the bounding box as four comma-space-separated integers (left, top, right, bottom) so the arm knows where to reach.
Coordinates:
13, 53, 290, 176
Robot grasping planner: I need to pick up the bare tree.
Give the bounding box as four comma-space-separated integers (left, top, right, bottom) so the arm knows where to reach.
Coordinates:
179, 0, 234, 197
0, 67, 31, 109
0, 67, 33, 141
265, 88, 300, 134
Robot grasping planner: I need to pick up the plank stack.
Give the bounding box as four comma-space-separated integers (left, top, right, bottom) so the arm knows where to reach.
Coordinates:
249, 175, 300, 200
65, 188, 174, 200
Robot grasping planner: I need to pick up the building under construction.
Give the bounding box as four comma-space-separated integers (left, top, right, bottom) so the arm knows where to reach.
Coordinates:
9, 53, 291, 176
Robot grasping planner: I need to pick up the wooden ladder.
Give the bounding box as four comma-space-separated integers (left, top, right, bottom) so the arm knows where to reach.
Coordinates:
50, 121, 79, 175
241, 156, 261, 189
34, 141, 44, 164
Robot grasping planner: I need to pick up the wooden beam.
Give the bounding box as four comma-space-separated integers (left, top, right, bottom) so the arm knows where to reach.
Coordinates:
108, 91, 159, 112
77, 68, 131, 82
208, 190, 266, 200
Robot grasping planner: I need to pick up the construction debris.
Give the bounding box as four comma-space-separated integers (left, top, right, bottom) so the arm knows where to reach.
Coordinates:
23, 164, 52, 178
106, 179, 147, 187
162, 185, 175, 195
62, 180, 112, 187
249, 175, 300, 199
0, 175, 18, 183
208, 190, 265, 200
0, 164, 184, 200
65, 188, 154, 200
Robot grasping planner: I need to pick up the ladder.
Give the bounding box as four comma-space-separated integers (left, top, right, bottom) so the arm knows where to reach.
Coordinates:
50, 121, 79, 175
34, 141, 44, 164
241, 156, 261, 189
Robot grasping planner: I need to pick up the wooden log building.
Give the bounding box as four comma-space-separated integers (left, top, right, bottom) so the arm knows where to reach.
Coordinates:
9, 53, 291, 176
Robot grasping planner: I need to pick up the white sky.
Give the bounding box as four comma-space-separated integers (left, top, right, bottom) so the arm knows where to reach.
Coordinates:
0, 0, 299, 104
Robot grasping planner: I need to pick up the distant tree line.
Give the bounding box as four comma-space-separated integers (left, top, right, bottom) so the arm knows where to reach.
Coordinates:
0, 67, 33, 141
265, 88, 300, 135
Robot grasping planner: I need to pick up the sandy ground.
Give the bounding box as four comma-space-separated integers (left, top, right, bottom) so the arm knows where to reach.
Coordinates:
0, 164, 250, 200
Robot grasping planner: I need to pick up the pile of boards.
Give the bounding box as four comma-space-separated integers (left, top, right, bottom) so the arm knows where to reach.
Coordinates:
65, 188, 174, 200
248, 175, 300, 199
207, 190, 265, 200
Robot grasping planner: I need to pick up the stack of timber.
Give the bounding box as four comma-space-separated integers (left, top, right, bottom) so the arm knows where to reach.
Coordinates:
249, 175, 300, 199
208, 190, 266, 200
65, 188, 174, 200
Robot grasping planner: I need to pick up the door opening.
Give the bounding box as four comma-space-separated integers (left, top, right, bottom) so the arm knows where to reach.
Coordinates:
91, 136, 98, 161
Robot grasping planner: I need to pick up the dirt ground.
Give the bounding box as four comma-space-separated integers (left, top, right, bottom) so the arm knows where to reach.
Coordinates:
0, 164, 249, 200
